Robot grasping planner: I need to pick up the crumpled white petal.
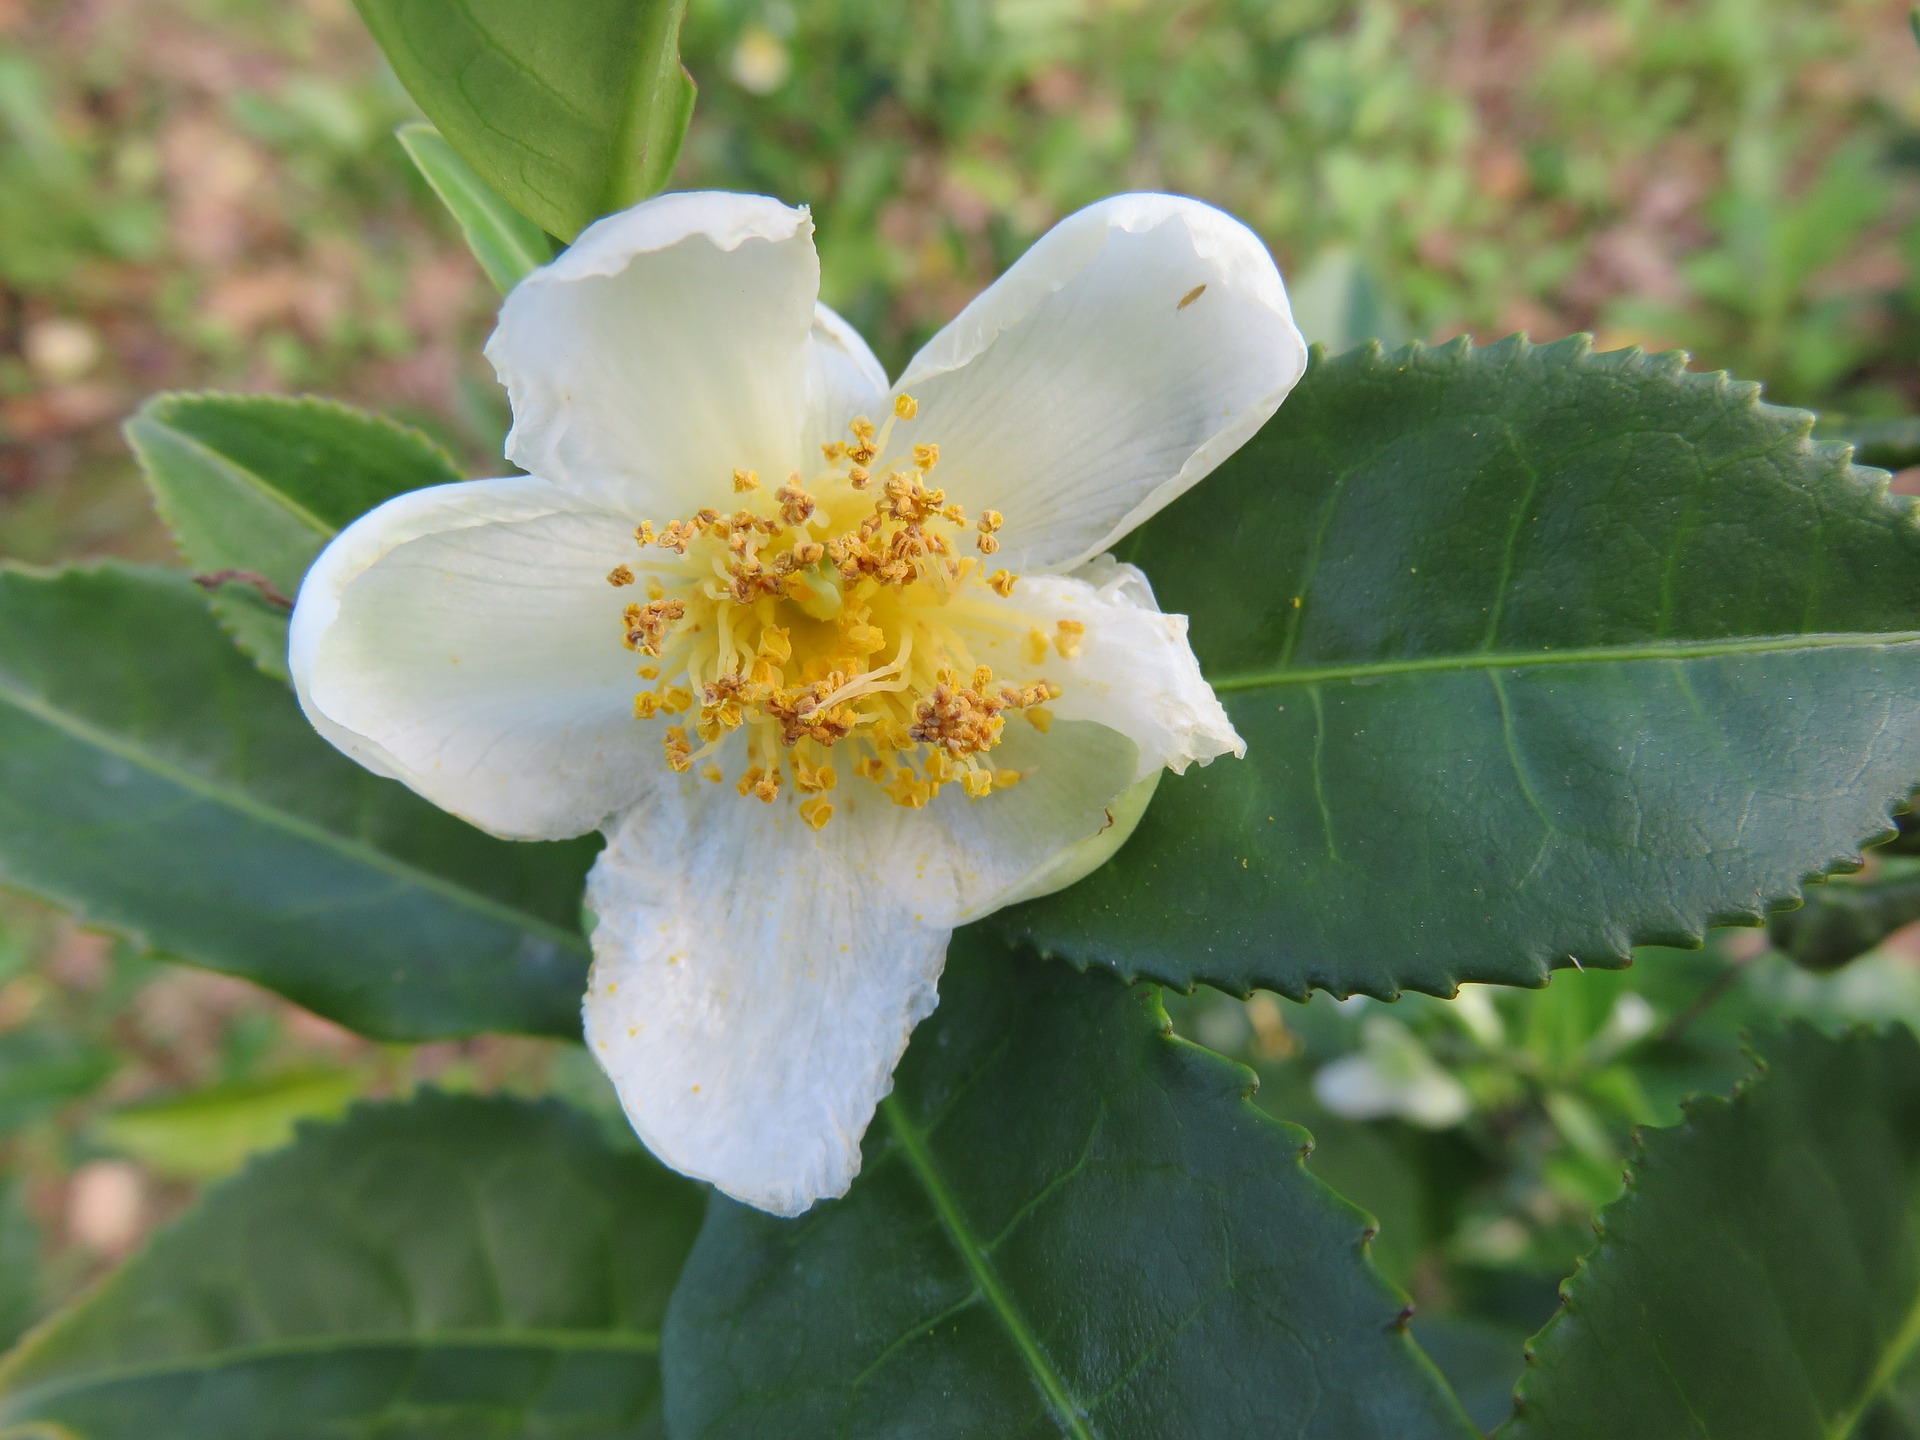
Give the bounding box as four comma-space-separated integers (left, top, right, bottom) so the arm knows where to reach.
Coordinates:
893, 193, 1306, 574
486, 191, 819, 517
292, 477, 660, 842
582, 719, 1139, 1216
801, 301, 889, 461
979, 557, 1243, 782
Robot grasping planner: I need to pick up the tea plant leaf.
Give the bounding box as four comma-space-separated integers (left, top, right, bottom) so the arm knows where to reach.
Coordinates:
1000, 338, 1920, 1000
356, 0, 695, 241
663, 929, 1475, 1440
396, 121, 553, 293
0, 562, 597, 1040
1501, 1027, 1920, 1439
0, 1094, 703, 1439
1768, 859, 1920, 972
125, 392, 461, 680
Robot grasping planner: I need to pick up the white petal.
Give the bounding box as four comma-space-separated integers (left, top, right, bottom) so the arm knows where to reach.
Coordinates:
582, 719, 1139, 1215
980, 559, 1244, 782
802, 301, 889, 460
486, 192, 819, 517
893, 193, 1306, 573
292, 476, 664, 841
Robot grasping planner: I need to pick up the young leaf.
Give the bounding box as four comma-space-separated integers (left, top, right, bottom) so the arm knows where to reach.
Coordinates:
1501, 1027, 1920, 1438
125, 393, 461, 680
0, 1094, 704, 1439
355, 0, 696, 241
94, 1070, 367, 1180
0, 562, 597, 1040
662, 929, 1475, 1440
395, 121, 554, 294
999, 338, 1920, 1000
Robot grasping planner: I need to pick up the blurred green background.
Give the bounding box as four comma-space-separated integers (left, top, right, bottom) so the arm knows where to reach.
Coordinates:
3, 0, 1920, 1414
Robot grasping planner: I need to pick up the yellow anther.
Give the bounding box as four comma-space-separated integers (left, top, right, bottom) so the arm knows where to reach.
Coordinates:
607, 564, 635, 587
796, 763, 837, 794
613, 423, 1063, 818
977, 533, 1000, 555
894, 393, 919, 420
634, 521, 656, 546
1026, 706, 1053, 732
663, 726, 692, 772
1055, 619, 1085, 658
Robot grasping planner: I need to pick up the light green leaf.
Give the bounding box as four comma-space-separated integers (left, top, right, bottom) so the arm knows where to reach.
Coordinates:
95, 1070, 367, 1180
0, 1093, 704, 1439
356, 0, 695, 241
396, 121, 553, 294
1501, 1027, 1920, 1439
124, 393, 461, 680
0, 562, 597, 1041
662, 929, 1475, 1440
999, 338, 1920, 1000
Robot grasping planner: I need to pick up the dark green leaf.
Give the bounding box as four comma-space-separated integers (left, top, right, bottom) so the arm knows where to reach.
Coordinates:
1501, 1027, 1920, 1439
0, 1031, 114, 1136
663, 929, 1474, 1440
0, 562, 596, 1040
396, 121, 554, 294
1769, 858, 1920, 972
355, 0, 695, 241
0, 1093, 703, 1439
124, 393, 461, 680
1814, 414, 1920, 473
1001, 338, 1920, 999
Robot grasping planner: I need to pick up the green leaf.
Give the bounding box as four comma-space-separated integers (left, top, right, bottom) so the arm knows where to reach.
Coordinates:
95, 1070, 367, 1180
662, 930, 1475, 1440
0, 1093, 704, 1439
1500, 1027, 1920, 1439
1000, 338, 1920, 999
124, 393, 461, 680
355, 0, 695, 242
0, 562, 597, 1041
395, 121, 553, 294
1769, 858, 1920, 972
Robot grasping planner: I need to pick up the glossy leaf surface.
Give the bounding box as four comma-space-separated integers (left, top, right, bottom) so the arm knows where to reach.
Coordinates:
0, 1094, 703, 1439
1503, 1027, 1920, 1439
1002, 339, 1920, 1000
663, 930, 1475, 1440
356, 0, 695, 241
0, 563, 597, 1040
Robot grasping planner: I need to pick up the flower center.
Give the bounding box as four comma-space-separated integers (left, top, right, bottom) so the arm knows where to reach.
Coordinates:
608, 394, 1076, 829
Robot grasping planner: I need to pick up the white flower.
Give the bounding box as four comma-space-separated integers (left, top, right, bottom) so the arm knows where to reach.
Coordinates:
289, 190, 1306, 1215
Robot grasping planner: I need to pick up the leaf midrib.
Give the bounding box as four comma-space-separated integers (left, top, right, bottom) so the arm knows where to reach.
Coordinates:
0, 668, 590, 958
1827, 1281, 1920, 1439
0, 1326, 657, 1416
881, 1097, 1095, 1440
1209, 630, 1920, 694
